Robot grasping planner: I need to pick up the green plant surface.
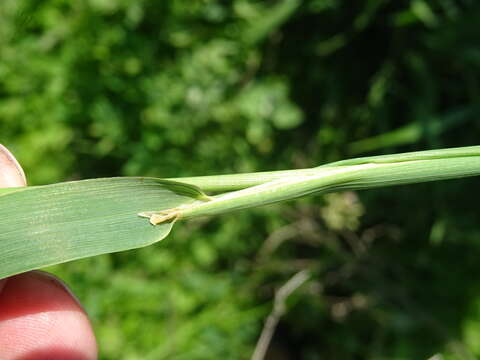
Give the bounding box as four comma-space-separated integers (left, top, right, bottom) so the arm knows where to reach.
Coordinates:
0, 178, 207, 279
163, 147, 480, 222
2, 0, 480, 359
1, 146, 479, 281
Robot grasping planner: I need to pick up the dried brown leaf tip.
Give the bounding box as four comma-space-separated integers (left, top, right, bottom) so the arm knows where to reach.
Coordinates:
138, 209, 182, 225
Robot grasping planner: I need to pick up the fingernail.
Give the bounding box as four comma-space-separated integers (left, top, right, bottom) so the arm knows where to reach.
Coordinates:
0, 144, 27, 187
31, 271, 87, 313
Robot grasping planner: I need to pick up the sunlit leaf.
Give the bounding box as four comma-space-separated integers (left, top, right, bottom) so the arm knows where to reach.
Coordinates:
0, 177, 206, 279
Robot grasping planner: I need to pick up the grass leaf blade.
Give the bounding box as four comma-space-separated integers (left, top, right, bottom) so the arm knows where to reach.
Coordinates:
0, 177, 203, 279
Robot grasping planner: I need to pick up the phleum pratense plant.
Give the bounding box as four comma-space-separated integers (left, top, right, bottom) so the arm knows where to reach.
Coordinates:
1, 145, 479, 279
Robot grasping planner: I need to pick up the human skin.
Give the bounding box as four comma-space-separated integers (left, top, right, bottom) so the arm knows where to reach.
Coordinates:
0, 144, 98, 360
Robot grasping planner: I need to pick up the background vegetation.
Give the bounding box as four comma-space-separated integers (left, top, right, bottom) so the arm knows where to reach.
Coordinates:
1, 0, 480, 359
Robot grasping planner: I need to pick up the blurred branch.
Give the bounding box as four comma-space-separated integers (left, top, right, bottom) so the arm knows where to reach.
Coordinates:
256, 218, 325, 262
348, 106, 475, 154
251, 269, 311, 360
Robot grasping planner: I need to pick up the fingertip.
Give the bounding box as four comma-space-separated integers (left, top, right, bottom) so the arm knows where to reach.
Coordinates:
0, 144, 27, 187
0, 271, 98, 360
0, 278, 7, 295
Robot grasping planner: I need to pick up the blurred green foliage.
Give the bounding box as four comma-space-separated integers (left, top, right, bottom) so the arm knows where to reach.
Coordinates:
1, 0, 480, 359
